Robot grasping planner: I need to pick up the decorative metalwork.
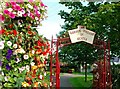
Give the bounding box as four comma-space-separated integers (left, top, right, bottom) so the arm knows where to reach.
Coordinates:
50, 36, 112, 89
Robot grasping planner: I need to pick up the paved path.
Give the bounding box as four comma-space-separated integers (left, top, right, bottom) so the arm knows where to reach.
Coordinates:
60, 73, 82, 89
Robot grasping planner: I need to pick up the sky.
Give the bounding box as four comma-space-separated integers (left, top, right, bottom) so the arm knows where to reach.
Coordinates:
37, 1, 88, 40
37, 1, 69, 39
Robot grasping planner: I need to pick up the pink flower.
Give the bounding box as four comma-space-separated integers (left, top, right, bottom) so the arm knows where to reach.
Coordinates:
23, 13, 27, 17
0, 14, 5, 22
9, 12, 15, 19
6, 2, 10, 7
41, 3, 45, 7
16, 0, 24, 3
14, 5, 21, 11
30, 13, 34, 19
4, 10, 10, 15
35, 11, 40, 17
29, 0, 33, 2
10, 2, 16, 6
34, 5, 38, 10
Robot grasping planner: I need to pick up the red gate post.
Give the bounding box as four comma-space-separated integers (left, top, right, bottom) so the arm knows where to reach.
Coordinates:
50, 36, 53, 89
108, 40, 112, 87
56, 38, 60, 89
103, 41, 106, 89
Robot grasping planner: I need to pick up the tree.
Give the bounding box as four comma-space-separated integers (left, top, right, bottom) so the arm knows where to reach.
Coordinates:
58, 1, 120, 83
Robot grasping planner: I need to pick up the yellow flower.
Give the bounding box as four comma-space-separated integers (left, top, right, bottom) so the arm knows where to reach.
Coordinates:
38, 64, 45, 68
22, 81, 30, 87
34, 82, 39, 87
31, 65, 38, 70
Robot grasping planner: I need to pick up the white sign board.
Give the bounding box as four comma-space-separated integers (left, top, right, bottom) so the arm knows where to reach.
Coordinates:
68, 26, 96, 44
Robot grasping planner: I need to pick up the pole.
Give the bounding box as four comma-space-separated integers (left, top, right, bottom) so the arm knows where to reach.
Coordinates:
108, 40, 112, 87
50, 36, 53, 89
56, 38, 60, 89
103, 41, 106, 89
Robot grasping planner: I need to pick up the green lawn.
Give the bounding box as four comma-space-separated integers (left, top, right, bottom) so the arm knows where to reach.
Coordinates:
69, 76, 93, 89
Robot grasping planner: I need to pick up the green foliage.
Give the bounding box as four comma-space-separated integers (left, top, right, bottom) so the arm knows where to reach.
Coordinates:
69, 76, 93, 89
111, 63, 120, 89
58, 1, 120, 87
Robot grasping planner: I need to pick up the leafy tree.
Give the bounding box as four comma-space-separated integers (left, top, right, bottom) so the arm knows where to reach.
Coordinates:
58, 1, 120, 83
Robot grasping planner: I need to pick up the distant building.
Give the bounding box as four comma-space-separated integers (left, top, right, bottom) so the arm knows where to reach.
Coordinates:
111, 57, 120, 65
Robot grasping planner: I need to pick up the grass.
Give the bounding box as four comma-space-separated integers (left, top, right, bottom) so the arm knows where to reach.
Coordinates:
69, 76, 93, 89
73, 72, 93, 75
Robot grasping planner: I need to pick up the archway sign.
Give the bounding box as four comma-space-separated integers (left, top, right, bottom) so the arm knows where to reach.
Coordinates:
50, 25, 112, 89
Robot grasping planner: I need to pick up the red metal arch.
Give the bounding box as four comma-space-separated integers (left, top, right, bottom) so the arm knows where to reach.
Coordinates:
50, 36, 112, 89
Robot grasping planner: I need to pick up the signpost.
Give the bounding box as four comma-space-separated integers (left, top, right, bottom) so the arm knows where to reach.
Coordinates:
68, 25, 96, 44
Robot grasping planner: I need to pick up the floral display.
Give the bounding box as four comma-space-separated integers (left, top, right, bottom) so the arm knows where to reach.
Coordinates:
0, 0, 50, 88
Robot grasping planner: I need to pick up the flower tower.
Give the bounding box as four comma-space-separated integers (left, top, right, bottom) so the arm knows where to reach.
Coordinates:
0, 0, 50, 88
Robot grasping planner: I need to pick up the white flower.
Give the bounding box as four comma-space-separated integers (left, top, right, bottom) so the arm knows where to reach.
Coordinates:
44, 72, 46, 76
7, 41, 12, 47
1, 72, 4, 76
4, 76, 9, 81
23, 54, 29, 59
37, 21, 39, 24
30, 62, 35, 66
17, 48, 25, 54
50, 82, 52, 86
8, 8, 13, 12
26, 65, 30, 72
35, 17, 38, 20
16, 58, 20, 63
21, 9, 25, 14
13, 50, 17, 55
20, 25, 22, 27
13, 12, 16, 14
39, 75, 42, 79
0, 67, 1, 71
32, 50, 35, 54
17, 11, 23, 17
27, 4, 33, 9
40, 54, 45, 61
0, 41, 4, 49
13, 44, 17, 49
19, 66, 25, 73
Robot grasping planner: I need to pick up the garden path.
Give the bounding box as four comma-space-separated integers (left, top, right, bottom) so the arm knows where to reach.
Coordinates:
60, 73, 82, 89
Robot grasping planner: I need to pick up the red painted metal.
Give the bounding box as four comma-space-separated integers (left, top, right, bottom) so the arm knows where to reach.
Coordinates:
108, 40, 112, 86
50, 36, 53, 89
56, 39, 60, 89
50, 36, 112, 89
103, 41, 106, 89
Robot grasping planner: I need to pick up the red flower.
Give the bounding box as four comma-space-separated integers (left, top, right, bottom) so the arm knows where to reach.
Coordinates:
37, 40, 42, 46
13, 30, 17, 36
28, 31, 33, 35
0, 29, 6, 34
